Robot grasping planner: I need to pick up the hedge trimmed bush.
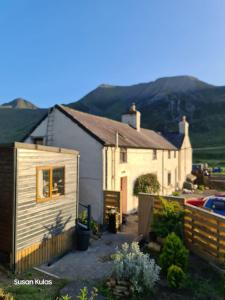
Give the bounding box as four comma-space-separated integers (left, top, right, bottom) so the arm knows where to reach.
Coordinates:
159, 232, 189, 273
133, 173, 160, 196
167, 265, 186, 289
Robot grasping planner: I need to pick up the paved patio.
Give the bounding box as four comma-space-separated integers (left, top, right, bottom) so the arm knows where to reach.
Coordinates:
38, 214, 138, 282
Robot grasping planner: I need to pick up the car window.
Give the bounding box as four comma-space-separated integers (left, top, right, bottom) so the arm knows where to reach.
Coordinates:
212, 200, 225, 211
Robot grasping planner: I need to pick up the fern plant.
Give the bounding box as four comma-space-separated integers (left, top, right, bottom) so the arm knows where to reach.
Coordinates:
76, 287, 98, 300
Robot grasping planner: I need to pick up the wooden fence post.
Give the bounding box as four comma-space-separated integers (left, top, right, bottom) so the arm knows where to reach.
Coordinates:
138, 193, 154, 241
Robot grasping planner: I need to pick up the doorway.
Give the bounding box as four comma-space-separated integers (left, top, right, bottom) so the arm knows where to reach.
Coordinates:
120, 177, 128, 214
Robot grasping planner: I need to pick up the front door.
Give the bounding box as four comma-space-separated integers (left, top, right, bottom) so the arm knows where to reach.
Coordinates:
120, 177, 128, 214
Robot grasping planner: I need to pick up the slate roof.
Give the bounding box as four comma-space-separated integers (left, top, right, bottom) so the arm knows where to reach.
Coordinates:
161, 132, 184, 149
56, 105, 182, 150
0, 108, 47, 144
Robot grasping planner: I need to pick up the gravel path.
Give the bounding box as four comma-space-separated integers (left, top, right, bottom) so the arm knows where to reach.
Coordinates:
38, 214, 138, 299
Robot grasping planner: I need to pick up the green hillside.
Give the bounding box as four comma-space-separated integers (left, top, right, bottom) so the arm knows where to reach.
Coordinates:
0, 108, 47, 144
68, 76, 225, 163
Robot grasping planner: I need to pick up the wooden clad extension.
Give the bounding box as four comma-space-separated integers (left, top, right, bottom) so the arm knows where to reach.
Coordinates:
0, 142, 79, 273
0, 146, 14, 261
16, 228, 73, 273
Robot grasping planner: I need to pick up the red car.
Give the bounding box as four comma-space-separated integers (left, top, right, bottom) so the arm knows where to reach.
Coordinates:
186, 196, 225, 216
186, 197, 205, 207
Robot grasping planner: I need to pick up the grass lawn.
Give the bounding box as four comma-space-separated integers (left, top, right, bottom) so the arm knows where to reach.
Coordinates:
0, 266, 69, 300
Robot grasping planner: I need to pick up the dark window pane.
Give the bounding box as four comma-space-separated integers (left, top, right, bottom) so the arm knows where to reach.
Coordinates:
52, 167, 65, 196
38, 169, 50, 199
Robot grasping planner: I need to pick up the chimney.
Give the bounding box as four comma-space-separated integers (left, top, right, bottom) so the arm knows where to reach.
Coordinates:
121, 103, 141, 131
179, 116, 189, 135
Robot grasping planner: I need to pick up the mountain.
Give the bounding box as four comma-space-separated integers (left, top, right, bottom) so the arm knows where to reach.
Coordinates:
68, 76, 225, 164
0, 108, 47, 144
1, 98, 38, 109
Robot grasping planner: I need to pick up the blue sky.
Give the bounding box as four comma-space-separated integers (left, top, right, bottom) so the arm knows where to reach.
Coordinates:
0, 0, 225, 107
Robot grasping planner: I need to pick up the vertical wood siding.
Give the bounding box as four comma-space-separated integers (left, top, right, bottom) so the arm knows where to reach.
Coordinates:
16, 228, 73, 273
0, 146, 14, 260
15, 148, 78, 272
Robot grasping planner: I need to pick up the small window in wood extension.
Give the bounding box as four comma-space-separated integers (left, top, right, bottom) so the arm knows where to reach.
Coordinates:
153, 149, 157, 160
37, 166, 65, 202
33, 137, 44, 145
120, 148, 127, 163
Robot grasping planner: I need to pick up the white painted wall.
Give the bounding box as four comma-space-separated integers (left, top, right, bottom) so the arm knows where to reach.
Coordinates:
178, 135, 192, 187
26, 108, 192, 221
25, 108, 104, 223
104, 147, 179, 213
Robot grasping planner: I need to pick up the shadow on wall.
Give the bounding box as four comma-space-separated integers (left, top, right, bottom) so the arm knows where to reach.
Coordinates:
15, 211, 74, 273
43, 211, 72, 240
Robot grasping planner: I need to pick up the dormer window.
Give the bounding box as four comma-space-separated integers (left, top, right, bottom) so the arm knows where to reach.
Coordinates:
120, 148, 127, 163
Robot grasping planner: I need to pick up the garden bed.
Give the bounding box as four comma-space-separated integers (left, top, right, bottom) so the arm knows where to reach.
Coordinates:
153, 252, 224, 300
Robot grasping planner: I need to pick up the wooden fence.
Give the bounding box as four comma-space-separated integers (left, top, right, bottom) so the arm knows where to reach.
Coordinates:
204, 175, 225, 190
103, 190, 121, 225
184, 204, 225, 265
15, 228, 74, 273
138, 194, 225, 267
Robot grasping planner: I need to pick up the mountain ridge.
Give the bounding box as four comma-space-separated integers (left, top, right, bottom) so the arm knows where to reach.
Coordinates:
0, 98, 38, 109
67, 75, 225, 163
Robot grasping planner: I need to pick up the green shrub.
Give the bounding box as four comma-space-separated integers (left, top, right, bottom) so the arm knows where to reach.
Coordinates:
78, 211, 99, 235
133, 173, 160, 196
152, 198, 184, 238
167, 265, 186, 289
159, 232, 189, 273
198, 185, 205, 191
172, 191, 180, 196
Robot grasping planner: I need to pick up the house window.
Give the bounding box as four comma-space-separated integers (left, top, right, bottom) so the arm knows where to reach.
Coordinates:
33, 137, 44, 145
120, 148, 127, 163
37, 166, 65, 202
153, 149, 157, 160
174, 151, 176, 158
168, 172, 171, 186
168, 151, 171, 159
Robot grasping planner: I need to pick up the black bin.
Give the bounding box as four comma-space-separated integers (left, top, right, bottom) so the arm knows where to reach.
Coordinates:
108, 212, 117, 233
77, 223, 91, 251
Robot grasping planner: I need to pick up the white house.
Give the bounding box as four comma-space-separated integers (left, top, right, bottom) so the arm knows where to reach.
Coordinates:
25, 104, 192, 223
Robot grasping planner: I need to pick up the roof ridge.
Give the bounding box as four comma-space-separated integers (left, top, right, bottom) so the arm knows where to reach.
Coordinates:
58, 104, 132, 128
55, 105, 180, 150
